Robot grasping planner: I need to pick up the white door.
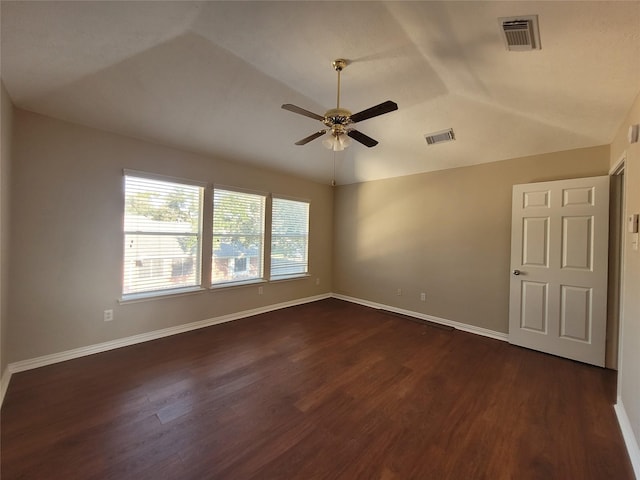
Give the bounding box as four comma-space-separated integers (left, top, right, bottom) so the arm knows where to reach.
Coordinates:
508, 176, 609, 367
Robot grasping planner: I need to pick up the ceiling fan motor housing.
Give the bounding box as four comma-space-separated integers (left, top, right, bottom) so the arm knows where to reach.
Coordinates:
323, 108, 352, 129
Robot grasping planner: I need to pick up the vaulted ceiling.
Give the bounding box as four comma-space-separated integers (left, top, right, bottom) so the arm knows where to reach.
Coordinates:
2, 1, 639, 185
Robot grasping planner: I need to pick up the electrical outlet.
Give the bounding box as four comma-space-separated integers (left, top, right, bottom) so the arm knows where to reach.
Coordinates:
258, 286, 264, 295
397, 288, 402, 296
104, 309, 113, 322
420, 292, 426, 301
316, 277, 320, 286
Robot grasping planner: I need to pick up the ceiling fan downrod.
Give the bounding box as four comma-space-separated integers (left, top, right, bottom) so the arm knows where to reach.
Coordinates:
332, 59, 347, 109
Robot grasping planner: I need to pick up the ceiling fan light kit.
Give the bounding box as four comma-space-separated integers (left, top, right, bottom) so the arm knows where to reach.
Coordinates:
282, 58, 398, 150
323, 131, 352, 151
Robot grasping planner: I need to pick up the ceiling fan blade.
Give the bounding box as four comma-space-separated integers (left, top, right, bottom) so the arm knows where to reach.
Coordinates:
350, 100, 398, 123
282, 104, 325, 121
347, 129, 379, 147
295, 130, 327, 146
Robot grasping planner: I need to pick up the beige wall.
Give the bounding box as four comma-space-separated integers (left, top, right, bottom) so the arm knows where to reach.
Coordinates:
610, 91, 640, 451
6, 93, 638, 460
333, 146, 610, 334
8, 109, 333, 362
1, 82, 13, 378
4, 87, 639, 463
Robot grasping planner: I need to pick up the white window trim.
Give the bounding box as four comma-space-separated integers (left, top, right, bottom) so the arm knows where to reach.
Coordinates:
212, 186, 267, 287
270, 273, 312, 282
119, 286, 206, 304
270, 193, 311, 203
213, 184, 269, 197
122, 172, 205, 300
270, 196, 310, 280
209, 278, 267, 291
123, 169, 208, 188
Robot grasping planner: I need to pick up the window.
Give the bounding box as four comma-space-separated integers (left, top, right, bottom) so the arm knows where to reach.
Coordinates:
123, 174, 203, 297
271, 197, 309, 278
122, 172, 311, 298
212, 188, 266, 285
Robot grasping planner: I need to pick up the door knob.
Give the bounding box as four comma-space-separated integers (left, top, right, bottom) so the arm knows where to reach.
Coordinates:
513, 269, 521, 275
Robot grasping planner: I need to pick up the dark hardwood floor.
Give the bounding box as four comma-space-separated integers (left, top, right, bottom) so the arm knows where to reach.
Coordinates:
1, 299, 633, 479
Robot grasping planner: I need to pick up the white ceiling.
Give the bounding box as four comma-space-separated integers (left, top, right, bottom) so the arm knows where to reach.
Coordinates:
2, 1, 639, 185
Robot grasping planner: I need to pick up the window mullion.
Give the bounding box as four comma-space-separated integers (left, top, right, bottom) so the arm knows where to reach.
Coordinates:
201, 186, 213, 287
264, 194, 273, 281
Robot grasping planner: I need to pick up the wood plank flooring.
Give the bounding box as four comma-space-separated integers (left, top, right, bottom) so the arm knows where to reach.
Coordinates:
1, 299, 634, 479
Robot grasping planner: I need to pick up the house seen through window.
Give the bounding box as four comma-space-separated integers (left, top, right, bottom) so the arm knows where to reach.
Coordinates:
212, 188, 266, 285
123, 174, 203, 297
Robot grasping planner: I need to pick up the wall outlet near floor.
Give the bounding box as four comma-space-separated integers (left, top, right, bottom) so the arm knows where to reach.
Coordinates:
103, 309, 113, 322
316, 277, 320, 286
258, 286, 264, 295
420, 292, 426, 301
397, 288, 402, 296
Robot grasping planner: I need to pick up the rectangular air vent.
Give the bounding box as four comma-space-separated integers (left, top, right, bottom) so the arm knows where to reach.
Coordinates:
499, 15, 541, 51
424, 128, 455, 145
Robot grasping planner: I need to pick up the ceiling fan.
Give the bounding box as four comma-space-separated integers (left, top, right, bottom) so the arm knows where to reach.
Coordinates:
282, 59, 398, 151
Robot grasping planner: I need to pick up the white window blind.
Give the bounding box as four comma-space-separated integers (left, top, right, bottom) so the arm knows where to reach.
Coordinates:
212, 188, 265, 285
123, 175, 203, 297
271, 197, 309, 278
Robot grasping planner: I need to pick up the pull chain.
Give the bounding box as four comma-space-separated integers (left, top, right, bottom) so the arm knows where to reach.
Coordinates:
332, 151, 337, 187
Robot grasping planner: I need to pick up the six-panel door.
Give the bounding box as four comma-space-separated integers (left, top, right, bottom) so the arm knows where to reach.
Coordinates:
508, 176, 609, 367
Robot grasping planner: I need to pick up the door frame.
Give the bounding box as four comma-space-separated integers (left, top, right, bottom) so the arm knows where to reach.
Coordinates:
609, 152, 626, 391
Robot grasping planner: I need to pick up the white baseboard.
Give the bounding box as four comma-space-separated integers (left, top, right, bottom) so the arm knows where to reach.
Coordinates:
7, 293, 331, 375
0, 366, 11, 405
3, 292, 505, 405
331, 294, 508, 342
615, 399, 640, 478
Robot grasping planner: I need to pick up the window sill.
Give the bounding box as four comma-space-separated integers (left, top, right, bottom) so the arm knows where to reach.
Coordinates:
119, 286, 206, 304
119, 275, 310, 303
270, 273, 311, 282
210, 278, 267, 290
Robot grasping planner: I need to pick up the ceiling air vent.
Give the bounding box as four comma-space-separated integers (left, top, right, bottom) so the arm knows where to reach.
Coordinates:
424, 128, 455, 145
499, 15, 541, 51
